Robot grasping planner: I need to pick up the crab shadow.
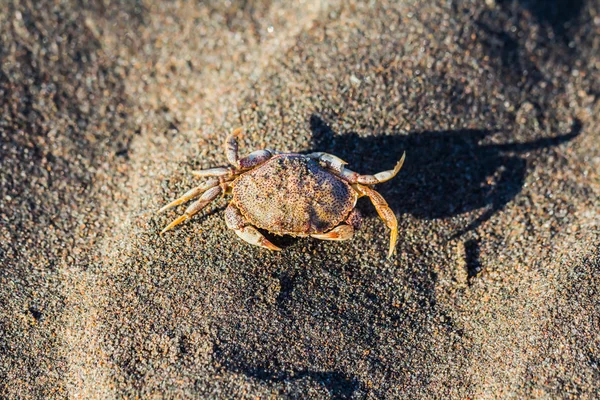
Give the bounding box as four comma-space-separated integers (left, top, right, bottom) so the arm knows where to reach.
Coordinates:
309, 115, 580, 236
493, 0, 585, 47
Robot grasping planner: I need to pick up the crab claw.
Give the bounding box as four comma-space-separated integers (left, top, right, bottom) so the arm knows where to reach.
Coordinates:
234, 226, 282, 251
374, 152, 405, 183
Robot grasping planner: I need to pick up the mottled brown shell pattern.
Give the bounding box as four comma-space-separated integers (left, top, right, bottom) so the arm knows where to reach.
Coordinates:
232, 154, 357, 236
160, 129, 404, 258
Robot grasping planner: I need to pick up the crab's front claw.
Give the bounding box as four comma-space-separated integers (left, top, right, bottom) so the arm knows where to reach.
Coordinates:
233, 226, 282, 251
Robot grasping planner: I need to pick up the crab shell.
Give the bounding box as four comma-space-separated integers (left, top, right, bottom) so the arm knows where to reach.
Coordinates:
232, 154, 357, 237
159, 128, 405, 258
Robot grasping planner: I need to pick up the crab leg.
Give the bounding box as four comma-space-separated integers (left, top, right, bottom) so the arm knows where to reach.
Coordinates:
235, 226, 282, 251
224, 127, 274, 169
238, 150, 273, 169
354, 184, 398, 259
307, 152, 348, 173
158, 178, 220, 213
191, 154, 272, 179
311, 224, 354, 241
224, 204, 281, 251
338, 152, 406, 184
225, 127, 243, 167
345, 208, 362, 230
161, 186, 222, 233
191, 167, 234, 178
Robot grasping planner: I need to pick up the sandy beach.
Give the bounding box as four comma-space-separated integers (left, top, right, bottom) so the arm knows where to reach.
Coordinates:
1, 0, 599, 398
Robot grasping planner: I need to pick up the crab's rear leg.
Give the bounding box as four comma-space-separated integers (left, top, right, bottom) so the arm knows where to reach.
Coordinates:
160, 185, 223, 233
355, 184, 398, 259
225, 203, 281, 251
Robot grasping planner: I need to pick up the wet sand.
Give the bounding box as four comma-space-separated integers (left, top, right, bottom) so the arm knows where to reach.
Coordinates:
1, 0, 599, 398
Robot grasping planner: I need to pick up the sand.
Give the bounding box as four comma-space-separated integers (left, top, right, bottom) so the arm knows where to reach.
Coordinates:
1, 0, 599, 398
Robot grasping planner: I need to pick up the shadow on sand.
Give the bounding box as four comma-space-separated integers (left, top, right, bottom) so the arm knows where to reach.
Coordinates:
309, 115, 581, 237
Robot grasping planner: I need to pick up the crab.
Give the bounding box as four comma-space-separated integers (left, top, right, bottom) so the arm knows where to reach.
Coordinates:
159, 128, 405, 258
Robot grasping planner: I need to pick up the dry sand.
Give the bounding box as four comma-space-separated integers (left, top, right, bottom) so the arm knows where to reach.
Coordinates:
1, 0, 599, 398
